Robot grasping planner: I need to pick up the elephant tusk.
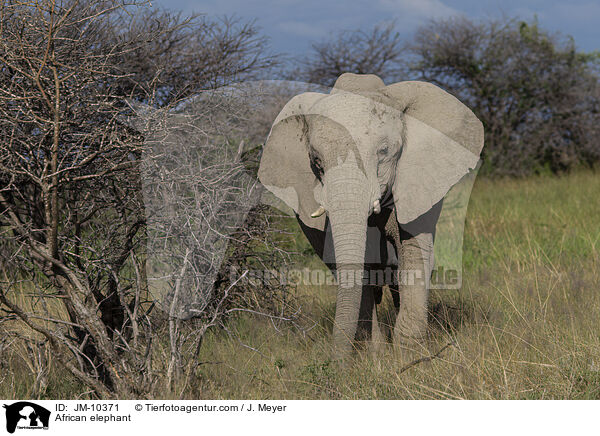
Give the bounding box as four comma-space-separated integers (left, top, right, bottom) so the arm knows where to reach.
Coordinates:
373, 200, 381, 214
311, 205, 326, 218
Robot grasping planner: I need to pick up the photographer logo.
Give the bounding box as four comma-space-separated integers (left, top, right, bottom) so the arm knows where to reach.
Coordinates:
3, 402, 50, 433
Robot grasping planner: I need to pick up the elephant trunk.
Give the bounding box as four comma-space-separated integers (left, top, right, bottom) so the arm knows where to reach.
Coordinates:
323, 162, 371, 358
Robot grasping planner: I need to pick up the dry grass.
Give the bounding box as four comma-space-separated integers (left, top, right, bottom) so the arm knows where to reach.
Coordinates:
2, 170, 600, 399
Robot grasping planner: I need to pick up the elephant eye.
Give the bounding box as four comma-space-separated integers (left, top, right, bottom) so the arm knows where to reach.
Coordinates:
377, 146, 389, 159
377, 137, 390, 159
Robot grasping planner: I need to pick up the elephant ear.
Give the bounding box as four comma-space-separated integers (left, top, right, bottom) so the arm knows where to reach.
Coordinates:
385, 81, 484, 224
258, 92, 327, 230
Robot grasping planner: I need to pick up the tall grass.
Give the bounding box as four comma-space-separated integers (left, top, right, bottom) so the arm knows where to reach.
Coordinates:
2, 171, 600, 399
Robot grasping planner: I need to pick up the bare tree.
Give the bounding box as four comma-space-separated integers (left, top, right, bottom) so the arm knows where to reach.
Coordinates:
0, 0, 287, 398
133, 84, 304, 392
112, 12, 278, 106
411, 16, 600, 175
295, 22, 406, 86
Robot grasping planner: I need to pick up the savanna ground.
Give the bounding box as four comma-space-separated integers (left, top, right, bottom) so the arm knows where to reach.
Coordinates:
2, 170, 600, 399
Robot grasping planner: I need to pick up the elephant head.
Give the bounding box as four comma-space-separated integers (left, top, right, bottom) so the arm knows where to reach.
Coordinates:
258, 73, 484, 356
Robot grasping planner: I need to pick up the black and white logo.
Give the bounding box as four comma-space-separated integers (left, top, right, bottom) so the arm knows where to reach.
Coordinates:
3, 402, 50, 433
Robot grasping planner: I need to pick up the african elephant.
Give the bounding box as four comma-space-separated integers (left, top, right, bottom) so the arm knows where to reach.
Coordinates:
258, 73, 484, 357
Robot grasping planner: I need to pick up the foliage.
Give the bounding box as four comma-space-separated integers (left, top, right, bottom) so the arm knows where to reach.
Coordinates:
411, 17, 600, 175
294, 22, 405, 86
3, 170, 600, 399
295, 17, 600, 175
0, 0, 282, 398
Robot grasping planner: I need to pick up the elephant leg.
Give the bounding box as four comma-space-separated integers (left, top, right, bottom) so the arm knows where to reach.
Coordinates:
390, 285, 400, 312
382, 209, 401, 316
356, 265, 383, 343
370, 292, 384, 352
356, 281, 375, 341
394, 231, 434, 343
392, 200, 441, 344
356, 280, 385, 351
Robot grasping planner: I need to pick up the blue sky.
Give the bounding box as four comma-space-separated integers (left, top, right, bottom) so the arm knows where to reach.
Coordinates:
153, 0, 599, 56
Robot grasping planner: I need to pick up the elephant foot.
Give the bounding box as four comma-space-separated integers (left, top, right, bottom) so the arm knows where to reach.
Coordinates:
393, 284, 429, 346
393, 330, 426, 349
393, 315, 428, 347
332, 326, 357, 362
392, 325, 428, 367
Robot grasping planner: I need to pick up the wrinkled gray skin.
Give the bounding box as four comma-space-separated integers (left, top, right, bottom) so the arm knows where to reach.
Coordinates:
259, 73, 484, 358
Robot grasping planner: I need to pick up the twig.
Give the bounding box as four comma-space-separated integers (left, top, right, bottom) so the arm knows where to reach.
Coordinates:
397, 341, 456, 375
